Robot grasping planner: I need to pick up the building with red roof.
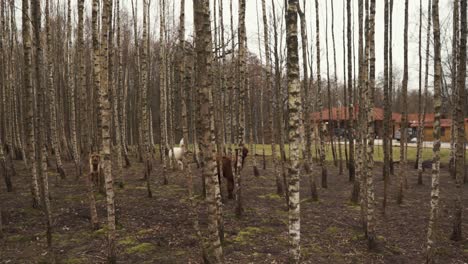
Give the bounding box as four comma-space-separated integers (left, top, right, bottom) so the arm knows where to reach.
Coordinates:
311, 107, 465, 142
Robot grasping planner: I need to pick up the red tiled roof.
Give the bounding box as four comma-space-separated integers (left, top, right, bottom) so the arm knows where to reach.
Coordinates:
311, 108, 445, 126
404, 113, 435, 123
310, 107, 400, 122
410, 118, 452, 128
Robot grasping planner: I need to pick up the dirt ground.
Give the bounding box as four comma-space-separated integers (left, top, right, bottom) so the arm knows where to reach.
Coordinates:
1, 153, 467, 263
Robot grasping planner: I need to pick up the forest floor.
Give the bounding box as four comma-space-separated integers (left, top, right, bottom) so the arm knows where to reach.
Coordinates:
1, 153, 468, 263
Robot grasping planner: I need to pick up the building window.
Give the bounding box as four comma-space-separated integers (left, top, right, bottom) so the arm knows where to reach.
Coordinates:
441, 127, 446, 136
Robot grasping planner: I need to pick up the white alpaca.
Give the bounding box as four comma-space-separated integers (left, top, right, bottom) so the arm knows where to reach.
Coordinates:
168, 138, 185, 170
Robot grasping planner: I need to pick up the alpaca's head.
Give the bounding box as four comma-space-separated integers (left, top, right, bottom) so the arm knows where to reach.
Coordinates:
179, 138, 184, 146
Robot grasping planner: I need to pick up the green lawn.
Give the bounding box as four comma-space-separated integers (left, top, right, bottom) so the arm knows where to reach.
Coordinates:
242, 144, 459, 163
156, 143, 462, 164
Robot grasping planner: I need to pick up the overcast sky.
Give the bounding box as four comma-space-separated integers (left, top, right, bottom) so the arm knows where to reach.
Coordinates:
90, 0, 455, 90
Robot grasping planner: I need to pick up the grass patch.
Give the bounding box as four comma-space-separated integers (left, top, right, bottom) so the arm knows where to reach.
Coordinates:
258, 193, 281, 200
159, 184, 185, 194
233, 227, 263, 245
227, 144, 464, 163
230, 226, 274, 246
92, 226, 107, 238
69, 230, 93, 243
64, 194, 82, 202
302, 243, 324, 256
326, 226, 340, 235
6, 234, 31, 243
137, 228, 154, 236
346, 201, 361, 211
351, 234, 365, 241
119, 236, 138, 246
174, 250, 186, 256
125, 242, 154, 254
63, 258, 86, 264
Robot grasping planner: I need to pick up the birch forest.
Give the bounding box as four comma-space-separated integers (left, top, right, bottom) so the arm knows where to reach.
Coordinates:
1, 0, 468, 263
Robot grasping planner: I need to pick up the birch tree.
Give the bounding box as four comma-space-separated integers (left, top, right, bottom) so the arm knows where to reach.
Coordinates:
262, 0, 283, 195
193, 0, 224, 261
426, 0, 442, 262
99, 0, 117, 261
33, 0, 53, 251
22, 0, 40, 209
418, 0, 432, 184
298, 1, 317, 200
383, 0, 390, 212
314, 0, 327, 189
347, 0, 356, 184
235, 0, 247, 217
365, 0, 376, 249
398, 0, 409, 205
68, 0, 81, 177
142, 0, 152, 197
46, 0, 65, 179
286, 1, 301, 261
451, 0, 466, 242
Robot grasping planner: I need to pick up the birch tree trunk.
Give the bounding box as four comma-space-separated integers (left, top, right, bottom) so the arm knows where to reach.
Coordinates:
330, 0, 343, 175
351, 0, 362, 205
46, 0, 65, 180
78, 0, 88, 164
272, 0, 289, 206
235, 0, 247, 217
451, 0, 466, 242
383, 0, 390, 213
449, 0, 459, 179
342, 0, 349, 171
68, 0, 81, 178
356, 0, 367, 235
314, 0, 327, 189
398, 0, 409, 205
33, 0, 53, 252
418, 0, 432, 184
286, 1, 302, 262
261, 0, 283, 196
415, 0, 424, 177
108, 0, 123, 188
426, 0, 442, 262
298, 2, 317, 200
0, 0, 12, 192
389, 0, 395, 175
347, 0, 356, 183
22, 0, 40, 209
117, 0, 130, 168
193, 0, 224, 261
142, 0, 152, 197
325, 0, 337, 169
100, 0, 116, 262
365, 0, 376, 249
159, 0, 169, 185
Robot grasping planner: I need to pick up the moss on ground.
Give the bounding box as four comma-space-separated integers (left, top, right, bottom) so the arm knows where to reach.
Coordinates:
125, 242, 155, 254
63, 257, 87, 264
232, 226, 274, 246
259, 193, 281, 200
302, 243, 324, 256
6, 234, 31, 243
119, 236, 138, 246
326, 226, 340, 235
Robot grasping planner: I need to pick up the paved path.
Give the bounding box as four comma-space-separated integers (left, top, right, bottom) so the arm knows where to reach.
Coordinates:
373, 139, 455, 149
333, 139, 456, 149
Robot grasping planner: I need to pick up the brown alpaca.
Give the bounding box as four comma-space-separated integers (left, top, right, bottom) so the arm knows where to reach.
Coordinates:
217, 156, 235, 199
217, 146, 249, 199
89, 153, 104, 193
